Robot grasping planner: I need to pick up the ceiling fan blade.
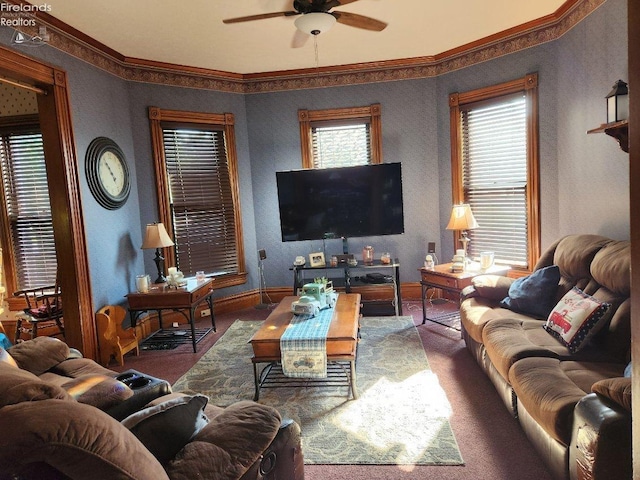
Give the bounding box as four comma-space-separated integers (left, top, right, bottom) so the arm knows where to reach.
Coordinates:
332, 11, 387, 31
223, 11, 299, 24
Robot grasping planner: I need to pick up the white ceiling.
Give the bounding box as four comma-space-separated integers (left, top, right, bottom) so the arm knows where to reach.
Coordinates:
41, 0, 567, 75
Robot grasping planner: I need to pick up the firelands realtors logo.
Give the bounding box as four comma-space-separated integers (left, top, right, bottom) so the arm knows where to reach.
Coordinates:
1, 2, 51, 27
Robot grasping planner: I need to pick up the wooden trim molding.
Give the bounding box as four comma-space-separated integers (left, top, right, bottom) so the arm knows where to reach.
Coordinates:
449, 73, 541, 271
299, 104, 382, 169
0, 45, 95, 358
148, 107, 247, 287
6, 0, 604, 93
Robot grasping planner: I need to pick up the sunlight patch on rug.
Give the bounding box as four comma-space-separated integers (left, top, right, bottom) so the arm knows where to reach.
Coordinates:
335, 372, 452, 465
173, 316, 464, 466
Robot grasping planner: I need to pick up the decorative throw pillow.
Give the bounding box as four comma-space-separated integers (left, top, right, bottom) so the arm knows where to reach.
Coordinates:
543, 287, 611, 353
121, 394, 209, 464
500, 265, 561, 319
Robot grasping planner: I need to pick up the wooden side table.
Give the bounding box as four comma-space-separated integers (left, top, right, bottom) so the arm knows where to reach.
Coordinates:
419, 263, 510, 328
126, 277, 216, 352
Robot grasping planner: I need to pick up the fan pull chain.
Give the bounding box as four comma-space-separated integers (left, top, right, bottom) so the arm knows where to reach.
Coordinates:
313, 34, 320, 75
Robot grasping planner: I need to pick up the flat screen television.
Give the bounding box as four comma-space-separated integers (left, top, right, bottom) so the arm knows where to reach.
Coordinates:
276, 162, 404, 242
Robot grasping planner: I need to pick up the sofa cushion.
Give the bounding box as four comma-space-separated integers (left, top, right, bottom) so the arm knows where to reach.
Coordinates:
0, 399, 169, 480
500, 265, 561, 319
0, 362, 71, 408
460, 297, 533, 345
8, 337, 70, 376
122, 394, 209, 464
483, 318, 569, 381
543, 287, 611, 353
509, 357, 624, 445
62, 374, 133, 410
592, 377, 631, 412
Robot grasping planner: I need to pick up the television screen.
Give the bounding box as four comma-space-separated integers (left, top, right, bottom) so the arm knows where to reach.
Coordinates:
276, 162, 404, 242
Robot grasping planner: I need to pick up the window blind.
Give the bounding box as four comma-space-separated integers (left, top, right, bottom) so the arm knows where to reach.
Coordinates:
162, 127, 238, 277
312, 122, 371, 168
461, 94, 529, 267
0, 130, 57, 289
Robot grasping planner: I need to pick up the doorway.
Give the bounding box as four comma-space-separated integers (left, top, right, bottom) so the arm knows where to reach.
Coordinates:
0, 45, 96, 358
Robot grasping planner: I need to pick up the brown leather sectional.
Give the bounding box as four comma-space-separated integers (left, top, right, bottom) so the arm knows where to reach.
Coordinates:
459, 234, 631, 480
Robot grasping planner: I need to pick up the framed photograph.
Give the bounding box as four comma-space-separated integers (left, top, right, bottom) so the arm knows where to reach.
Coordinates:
309, 252, 325, 268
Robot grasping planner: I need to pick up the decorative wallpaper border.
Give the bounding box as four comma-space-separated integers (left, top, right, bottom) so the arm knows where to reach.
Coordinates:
11, 0, 605, 94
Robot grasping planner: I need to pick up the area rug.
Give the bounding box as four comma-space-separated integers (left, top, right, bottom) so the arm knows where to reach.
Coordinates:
173, 316, 464, 466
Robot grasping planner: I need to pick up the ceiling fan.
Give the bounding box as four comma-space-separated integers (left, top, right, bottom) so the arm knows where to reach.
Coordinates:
222, 0, 387, 35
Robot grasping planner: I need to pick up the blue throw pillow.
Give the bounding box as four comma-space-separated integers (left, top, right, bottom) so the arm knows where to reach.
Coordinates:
500, 265, 561, 319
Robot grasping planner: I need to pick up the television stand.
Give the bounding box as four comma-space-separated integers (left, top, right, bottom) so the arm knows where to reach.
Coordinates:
290, 259, 401, 316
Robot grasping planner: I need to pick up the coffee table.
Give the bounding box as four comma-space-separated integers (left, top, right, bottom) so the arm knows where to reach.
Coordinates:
250, 293, 361, 401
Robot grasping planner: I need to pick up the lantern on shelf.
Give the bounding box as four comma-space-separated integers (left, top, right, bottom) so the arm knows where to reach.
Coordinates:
606, 80, 629, 123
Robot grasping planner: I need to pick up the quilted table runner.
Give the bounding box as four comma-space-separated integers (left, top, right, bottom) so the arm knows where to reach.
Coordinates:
280, 300, 336, 378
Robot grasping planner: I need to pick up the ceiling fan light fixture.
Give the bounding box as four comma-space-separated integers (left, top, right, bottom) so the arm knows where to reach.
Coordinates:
294, 12, 336, 35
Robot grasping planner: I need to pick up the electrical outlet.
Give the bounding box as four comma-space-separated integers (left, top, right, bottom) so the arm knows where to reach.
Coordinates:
258, 249, 267, 260
428, 242, 436, 253
200, 308, 211, 318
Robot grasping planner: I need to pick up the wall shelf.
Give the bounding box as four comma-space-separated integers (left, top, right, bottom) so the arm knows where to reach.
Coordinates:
587, 120, 629, 153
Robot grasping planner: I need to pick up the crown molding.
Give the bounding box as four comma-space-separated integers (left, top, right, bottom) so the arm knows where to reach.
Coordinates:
7, 0, 604, 93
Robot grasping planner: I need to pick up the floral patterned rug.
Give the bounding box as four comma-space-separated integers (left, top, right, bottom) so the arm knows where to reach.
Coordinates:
173, 316, 464, 466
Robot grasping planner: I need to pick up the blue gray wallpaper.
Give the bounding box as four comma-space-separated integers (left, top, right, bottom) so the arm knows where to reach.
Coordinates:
0, 0, 629, 309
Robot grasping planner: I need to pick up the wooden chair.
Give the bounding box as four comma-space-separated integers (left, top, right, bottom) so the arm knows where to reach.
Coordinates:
96, 305, 140, 367
13, 281, 64, 341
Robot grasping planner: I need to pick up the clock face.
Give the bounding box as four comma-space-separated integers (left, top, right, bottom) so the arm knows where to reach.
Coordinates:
98, 151, 127, 197
85, 137, 131, 210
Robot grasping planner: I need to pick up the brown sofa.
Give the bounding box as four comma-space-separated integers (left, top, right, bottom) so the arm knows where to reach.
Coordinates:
0, 336, 304, 480
459, 234, 631, 480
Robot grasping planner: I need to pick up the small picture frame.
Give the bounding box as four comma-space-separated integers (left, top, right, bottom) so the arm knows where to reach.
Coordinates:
309, 252, 326, 268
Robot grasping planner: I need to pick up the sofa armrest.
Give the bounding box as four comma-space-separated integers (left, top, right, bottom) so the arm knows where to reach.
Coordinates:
465, 274, 515, 302
591, 377, 631, 412
569, 392, 631, 480
166, 400, 283, 480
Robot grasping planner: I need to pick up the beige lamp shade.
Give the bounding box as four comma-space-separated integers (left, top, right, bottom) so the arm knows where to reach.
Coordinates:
141, 223, 174, 249
446, 204, 479, 231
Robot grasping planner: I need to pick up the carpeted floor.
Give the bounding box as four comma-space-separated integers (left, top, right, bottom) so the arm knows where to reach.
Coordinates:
112, 299, 554, 480
173, 316, 464, 466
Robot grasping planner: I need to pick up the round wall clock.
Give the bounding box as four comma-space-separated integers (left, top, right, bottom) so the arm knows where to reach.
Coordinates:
85, 137, 131, 210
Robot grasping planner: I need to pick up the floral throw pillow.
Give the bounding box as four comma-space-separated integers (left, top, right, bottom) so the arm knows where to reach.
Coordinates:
543, 287, 611, 353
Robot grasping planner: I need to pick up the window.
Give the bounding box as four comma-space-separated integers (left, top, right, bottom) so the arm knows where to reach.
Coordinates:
0, 119, 57, 293
449, 74, 540, 271
148, 108, 246, 289
299, 104, 382, 169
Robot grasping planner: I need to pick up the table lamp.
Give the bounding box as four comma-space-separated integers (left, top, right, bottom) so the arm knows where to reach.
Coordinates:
141, 223, 174, 284
446, 204, 479, 260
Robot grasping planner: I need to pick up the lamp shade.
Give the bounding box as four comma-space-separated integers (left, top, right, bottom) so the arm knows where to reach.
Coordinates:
446, 204, 479, 231
294, 12, 336, 35
141, 223, 174, 249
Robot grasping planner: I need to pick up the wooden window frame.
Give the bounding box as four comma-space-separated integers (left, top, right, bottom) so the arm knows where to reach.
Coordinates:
449, 73, 540, 272
298, 104, 382, 169
0, 115, 58, 309
148, 107, 247, 289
